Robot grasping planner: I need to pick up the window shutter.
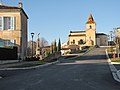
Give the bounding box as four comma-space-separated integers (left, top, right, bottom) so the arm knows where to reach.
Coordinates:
0, 17, 2, 30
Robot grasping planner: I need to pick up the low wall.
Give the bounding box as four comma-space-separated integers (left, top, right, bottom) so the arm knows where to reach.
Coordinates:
0, 47, 17, 60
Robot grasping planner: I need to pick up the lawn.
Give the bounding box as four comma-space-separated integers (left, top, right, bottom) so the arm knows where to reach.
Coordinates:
111, 58, 120, 62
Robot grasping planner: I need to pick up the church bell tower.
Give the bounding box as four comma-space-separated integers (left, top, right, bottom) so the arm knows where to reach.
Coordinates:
86, 14, 96, 46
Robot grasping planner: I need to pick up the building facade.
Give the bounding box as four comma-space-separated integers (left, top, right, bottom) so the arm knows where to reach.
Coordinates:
68, 14, 108, 47
0, 3, 28, 60
68, 14, 97, 46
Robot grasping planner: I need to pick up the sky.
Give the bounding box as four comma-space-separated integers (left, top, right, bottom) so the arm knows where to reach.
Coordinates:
2, 0, 120, 44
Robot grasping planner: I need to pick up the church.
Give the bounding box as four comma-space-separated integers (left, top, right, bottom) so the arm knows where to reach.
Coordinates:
68, 14, 108, 46
61, 14, 108, 54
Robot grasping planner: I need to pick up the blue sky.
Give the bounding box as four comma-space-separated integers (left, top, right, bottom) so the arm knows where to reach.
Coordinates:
2, 0, 120, 44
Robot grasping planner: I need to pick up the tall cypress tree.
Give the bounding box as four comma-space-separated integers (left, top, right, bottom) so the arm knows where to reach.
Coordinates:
54, 40, 57, 52
50, 43, 53, 54
57, 38, 61, 51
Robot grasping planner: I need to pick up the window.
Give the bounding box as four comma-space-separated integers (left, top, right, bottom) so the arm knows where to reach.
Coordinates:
78, 39, 84, 44
4, 40, 16, 46
0, 17, 15, 30
73, 40, 75, 44
90, 25, 92, 29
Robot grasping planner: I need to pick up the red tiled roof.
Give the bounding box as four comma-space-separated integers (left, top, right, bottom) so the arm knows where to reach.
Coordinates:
86, 14, 96, 24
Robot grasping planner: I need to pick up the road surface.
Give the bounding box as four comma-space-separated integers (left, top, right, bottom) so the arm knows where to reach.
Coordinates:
0, 47, 120, 90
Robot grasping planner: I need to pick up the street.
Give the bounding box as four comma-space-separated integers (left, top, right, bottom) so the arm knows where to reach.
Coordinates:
0, 47, 120, 90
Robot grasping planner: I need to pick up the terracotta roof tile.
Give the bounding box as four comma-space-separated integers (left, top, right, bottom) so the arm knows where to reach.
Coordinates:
86, 14, 96, 24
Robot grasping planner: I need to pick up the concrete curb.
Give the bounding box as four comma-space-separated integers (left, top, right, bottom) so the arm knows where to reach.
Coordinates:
106, 50, 120, 83
0, 60, 59, 71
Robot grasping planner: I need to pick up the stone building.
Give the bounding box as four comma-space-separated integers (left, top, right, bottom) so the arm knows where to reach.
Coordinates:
62, 14, 108, 54
0, 3, 28, 60
68, 14, 108, 47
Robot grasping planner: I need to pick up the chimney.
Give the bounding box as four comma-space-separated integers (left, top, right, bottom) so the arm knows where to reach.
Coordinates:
18, 2, 23, 8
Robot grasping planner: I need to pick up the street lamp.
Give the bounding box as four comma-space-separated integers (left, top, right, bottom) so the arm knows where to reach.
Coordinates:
31, 32, 34, 58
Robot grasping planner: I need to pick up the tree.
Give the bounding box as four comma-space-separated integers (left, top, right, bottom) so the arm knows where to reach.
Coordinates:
53, 40, 57, 53
40, 37, 49, 47
57, 38, 61, 51
27, 40, 36, 57
27, 47, 31, 57
50, 43, 53, 54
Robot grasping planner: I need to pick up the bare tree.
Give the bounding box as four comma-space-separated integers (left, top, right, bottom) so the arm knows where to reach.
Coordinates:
40, 37, 49, 47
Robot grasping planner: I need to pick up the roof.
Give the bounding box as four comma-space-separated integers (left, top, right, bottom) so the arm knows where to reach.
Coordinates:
0, 5, 19, 9
116, 27, 120, 29
69, 34, 86, 37
0, 4, 28, 19
96, 33, 107, 36
86, 14, 96, 24
70, 31, 85, 33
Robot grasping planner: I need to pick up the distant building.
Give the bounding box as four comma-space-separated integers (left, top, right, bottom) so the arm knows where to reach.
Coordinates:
62, 14, 108, 54
0, 3, 28, 60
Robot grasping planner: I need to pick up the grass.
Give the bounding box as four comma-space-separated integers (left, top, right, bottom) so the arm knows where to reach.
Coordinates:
111, 58, 120, 62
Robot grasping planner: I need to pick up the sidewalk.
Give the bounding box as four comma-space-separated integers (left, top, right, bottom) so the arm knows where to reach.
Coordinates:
106, 50, 120, 83
0, 60, 19, 65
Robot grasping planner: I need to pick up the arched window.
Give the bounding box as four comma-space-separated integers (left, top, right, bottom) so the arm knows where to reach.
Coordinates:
90, 25, 92, 29
73, 39, 75, 44
78, 39, 84, 44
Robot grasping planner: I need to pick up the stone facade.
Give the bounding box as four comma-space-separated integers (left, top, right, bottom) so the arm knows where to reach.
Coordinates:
68, 14, 96, 46
0, 3, 28, 60
68, 14, 108, 47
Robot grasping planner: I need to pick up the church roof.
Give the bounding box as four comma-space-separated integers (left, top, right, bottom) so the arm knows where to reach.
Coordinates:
70, 31, 85, 33
69, 34, 86, 37
86, 14, 96, 24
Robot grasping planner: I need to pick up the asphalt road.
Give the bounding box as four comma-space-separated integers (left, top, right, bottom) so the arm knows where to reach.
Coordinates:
0, 47, 120, 90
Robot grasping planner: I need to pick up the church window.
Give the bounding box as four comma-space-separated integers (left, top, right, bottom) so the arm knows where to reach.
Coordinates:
90, 25, 92, 29
73, 40, 75, 44
78, 39, 84, 44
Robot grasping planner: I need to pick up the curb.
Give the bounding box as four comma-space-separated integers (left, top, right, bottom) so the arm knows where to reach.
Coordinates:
0, 60, 59, 71
106, 50, 120, 83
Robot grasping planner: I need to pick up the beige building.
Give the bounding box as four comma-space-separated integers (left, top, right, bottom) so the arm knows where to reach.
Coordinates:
68, 14, 97, 46
0, 3, 28, 60
63, 14, 108, 54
